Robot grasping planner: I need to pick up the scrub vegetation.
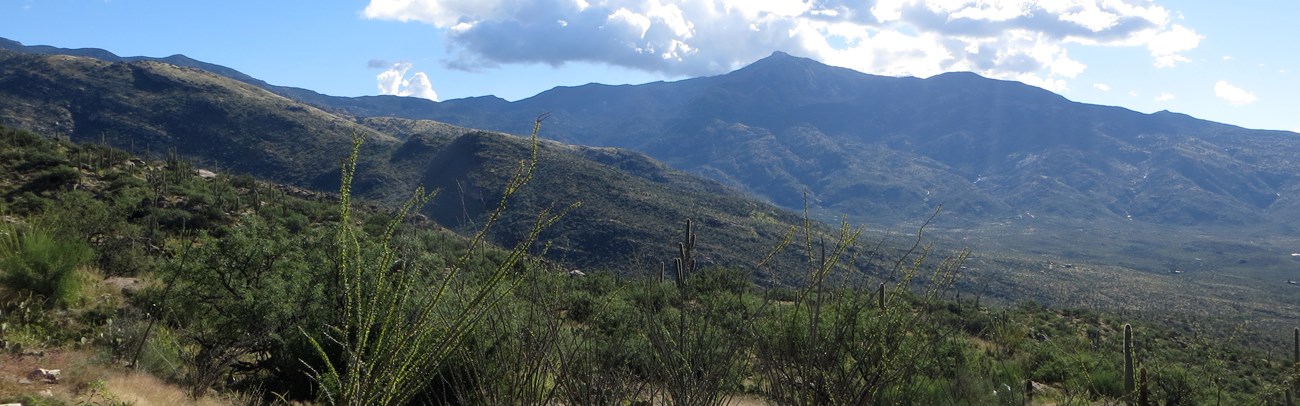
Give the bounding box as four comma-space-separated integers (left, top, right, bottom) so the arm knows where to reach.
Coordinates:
0, 122, 1297, 405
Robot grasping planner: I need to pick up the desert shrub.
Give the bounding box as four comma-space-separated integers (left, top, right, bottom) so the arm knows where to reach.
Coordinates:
139, 207, 193, 232
145, 217, 333, 396
8, 191, 51, 215
13, 150, 65, 172
230, 173, 257, 189
0, 223, 95, 308
1089, 367, 1125, 398
1029, 344, 1074, 383
19, 165, 81, 194
1151, 364, 1203, 404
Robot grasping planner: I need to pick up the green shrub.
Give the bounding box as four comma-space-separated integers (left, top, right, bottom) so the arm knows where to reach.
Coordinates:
0, 224, 95, 308
8, 191, 51, 215
20, 165, 81, 194
1089, 367, 1125, 398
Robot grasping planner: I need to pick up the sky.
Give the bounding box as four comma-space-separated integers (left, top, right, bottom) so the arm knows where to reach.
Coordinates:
1, 0, 1297, 132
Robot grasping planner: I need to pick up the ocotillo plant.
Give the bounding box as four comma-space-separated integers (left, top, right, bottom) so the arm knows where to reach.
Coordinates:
305, 116, 565, 406
1125, 324, 1136, 397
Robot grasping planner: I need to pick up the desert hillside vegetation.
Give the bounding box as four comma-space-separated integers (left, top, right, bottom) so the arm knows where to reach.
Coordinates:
0, 124, 1297, 405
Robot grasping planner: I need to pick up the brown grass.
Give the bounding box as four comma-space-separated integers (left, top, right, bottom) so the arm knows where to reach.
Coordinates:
102, 372, 235, 406
0, 349, 261, 405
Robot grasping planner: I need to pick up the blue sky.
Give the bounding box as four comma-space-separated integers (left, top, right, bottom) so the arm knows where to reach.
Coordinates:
2, 0, 1296, 132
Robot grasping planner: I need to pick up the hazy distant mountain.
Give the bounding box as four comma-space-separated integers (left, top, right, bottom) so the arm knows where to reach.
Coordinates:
345, 51, 1300, 233
0, 48, 818, 278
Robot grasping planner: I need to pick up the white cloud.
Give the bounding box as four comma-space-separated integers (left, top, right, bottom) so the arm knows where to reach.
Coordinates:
1093, 83, 1111, 92
1147, 24, 1202, 68
376, 62, 439, 101
1154, 92, 1174, 101
1128, 90, 1138, 97
1214, 80, 1256, 105
362, 0, 1202, 89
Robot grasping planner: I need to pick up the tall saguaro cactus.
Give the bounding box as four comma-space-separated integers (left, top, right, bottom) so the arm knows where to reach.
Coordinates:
674, 218, 696, 291
1293, 327, 1298, 365
1139, 367, 1150, 406
1124, 324, 1136, 397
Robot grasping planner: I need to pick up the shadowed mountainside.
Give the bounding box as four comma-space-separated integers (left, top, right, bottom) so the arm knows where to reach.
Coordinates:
305, 52, 1300, 234
0, 49, 820, 279
3, 41, 1300, 342
12, 37, 1299, 233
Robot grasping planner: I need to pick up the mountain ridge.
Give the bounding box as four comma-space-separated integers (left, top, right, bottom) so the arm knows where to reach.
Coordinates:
0, 47, 823, 280
4, 40, 1300, 344
405, 52, 1300, 234
9, 37, 1300, 235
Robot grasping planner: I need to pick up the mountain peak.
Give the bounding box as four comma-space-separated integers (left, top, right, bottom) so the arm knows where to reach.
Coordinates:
752, 50, 815, 66
734, 50, 832, 77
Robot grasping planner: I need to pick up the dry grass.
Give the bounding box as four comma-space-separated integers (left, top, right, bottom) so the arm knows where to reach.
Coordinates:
0, 350, 82, 401
0, 349, 262, 406
102, 372, 238, 406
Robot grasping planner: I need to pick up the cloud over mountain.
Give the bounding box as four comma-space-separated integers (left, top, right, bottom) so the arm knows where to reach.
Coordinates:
376, 62, 439, 101
1214, 80, 1256, 105
363, 0, 1200, 90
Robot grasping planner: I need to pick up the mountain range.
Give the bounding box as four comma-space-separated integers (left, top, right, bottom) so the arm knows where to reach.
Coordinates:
3, 37, 1300, 325
388, 52, 1300, 233
0, 43, 821, 283
11, 37, 1299, 233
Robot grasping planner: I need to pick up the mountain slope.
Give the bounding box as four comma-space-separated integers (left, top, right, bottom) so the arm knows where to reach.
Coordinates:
0, 49, 822, 279
5, 43, 1300, 341
0, 49, 385, 188
334, 52, 1300, 233
12, 37, 1295, 233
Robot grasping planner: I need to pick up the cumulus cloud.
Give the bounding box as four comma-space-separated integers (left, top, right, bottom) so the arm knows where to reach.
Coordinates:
1146, 24, 1201, 68
362, 0, 1201, 89
1154, 92, 1174, 101
1093, 83, 1111, 92
377, 62, 439, 101
1213, 80, 1256, 105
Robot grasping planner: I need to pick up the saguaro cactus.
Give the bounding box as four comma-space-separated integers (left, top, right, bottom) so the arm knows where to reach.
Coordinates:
1139, 367, 1150, 406
877, 282, 886, 310
674, 218, 696, 291
1124, 324, 1135, 396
